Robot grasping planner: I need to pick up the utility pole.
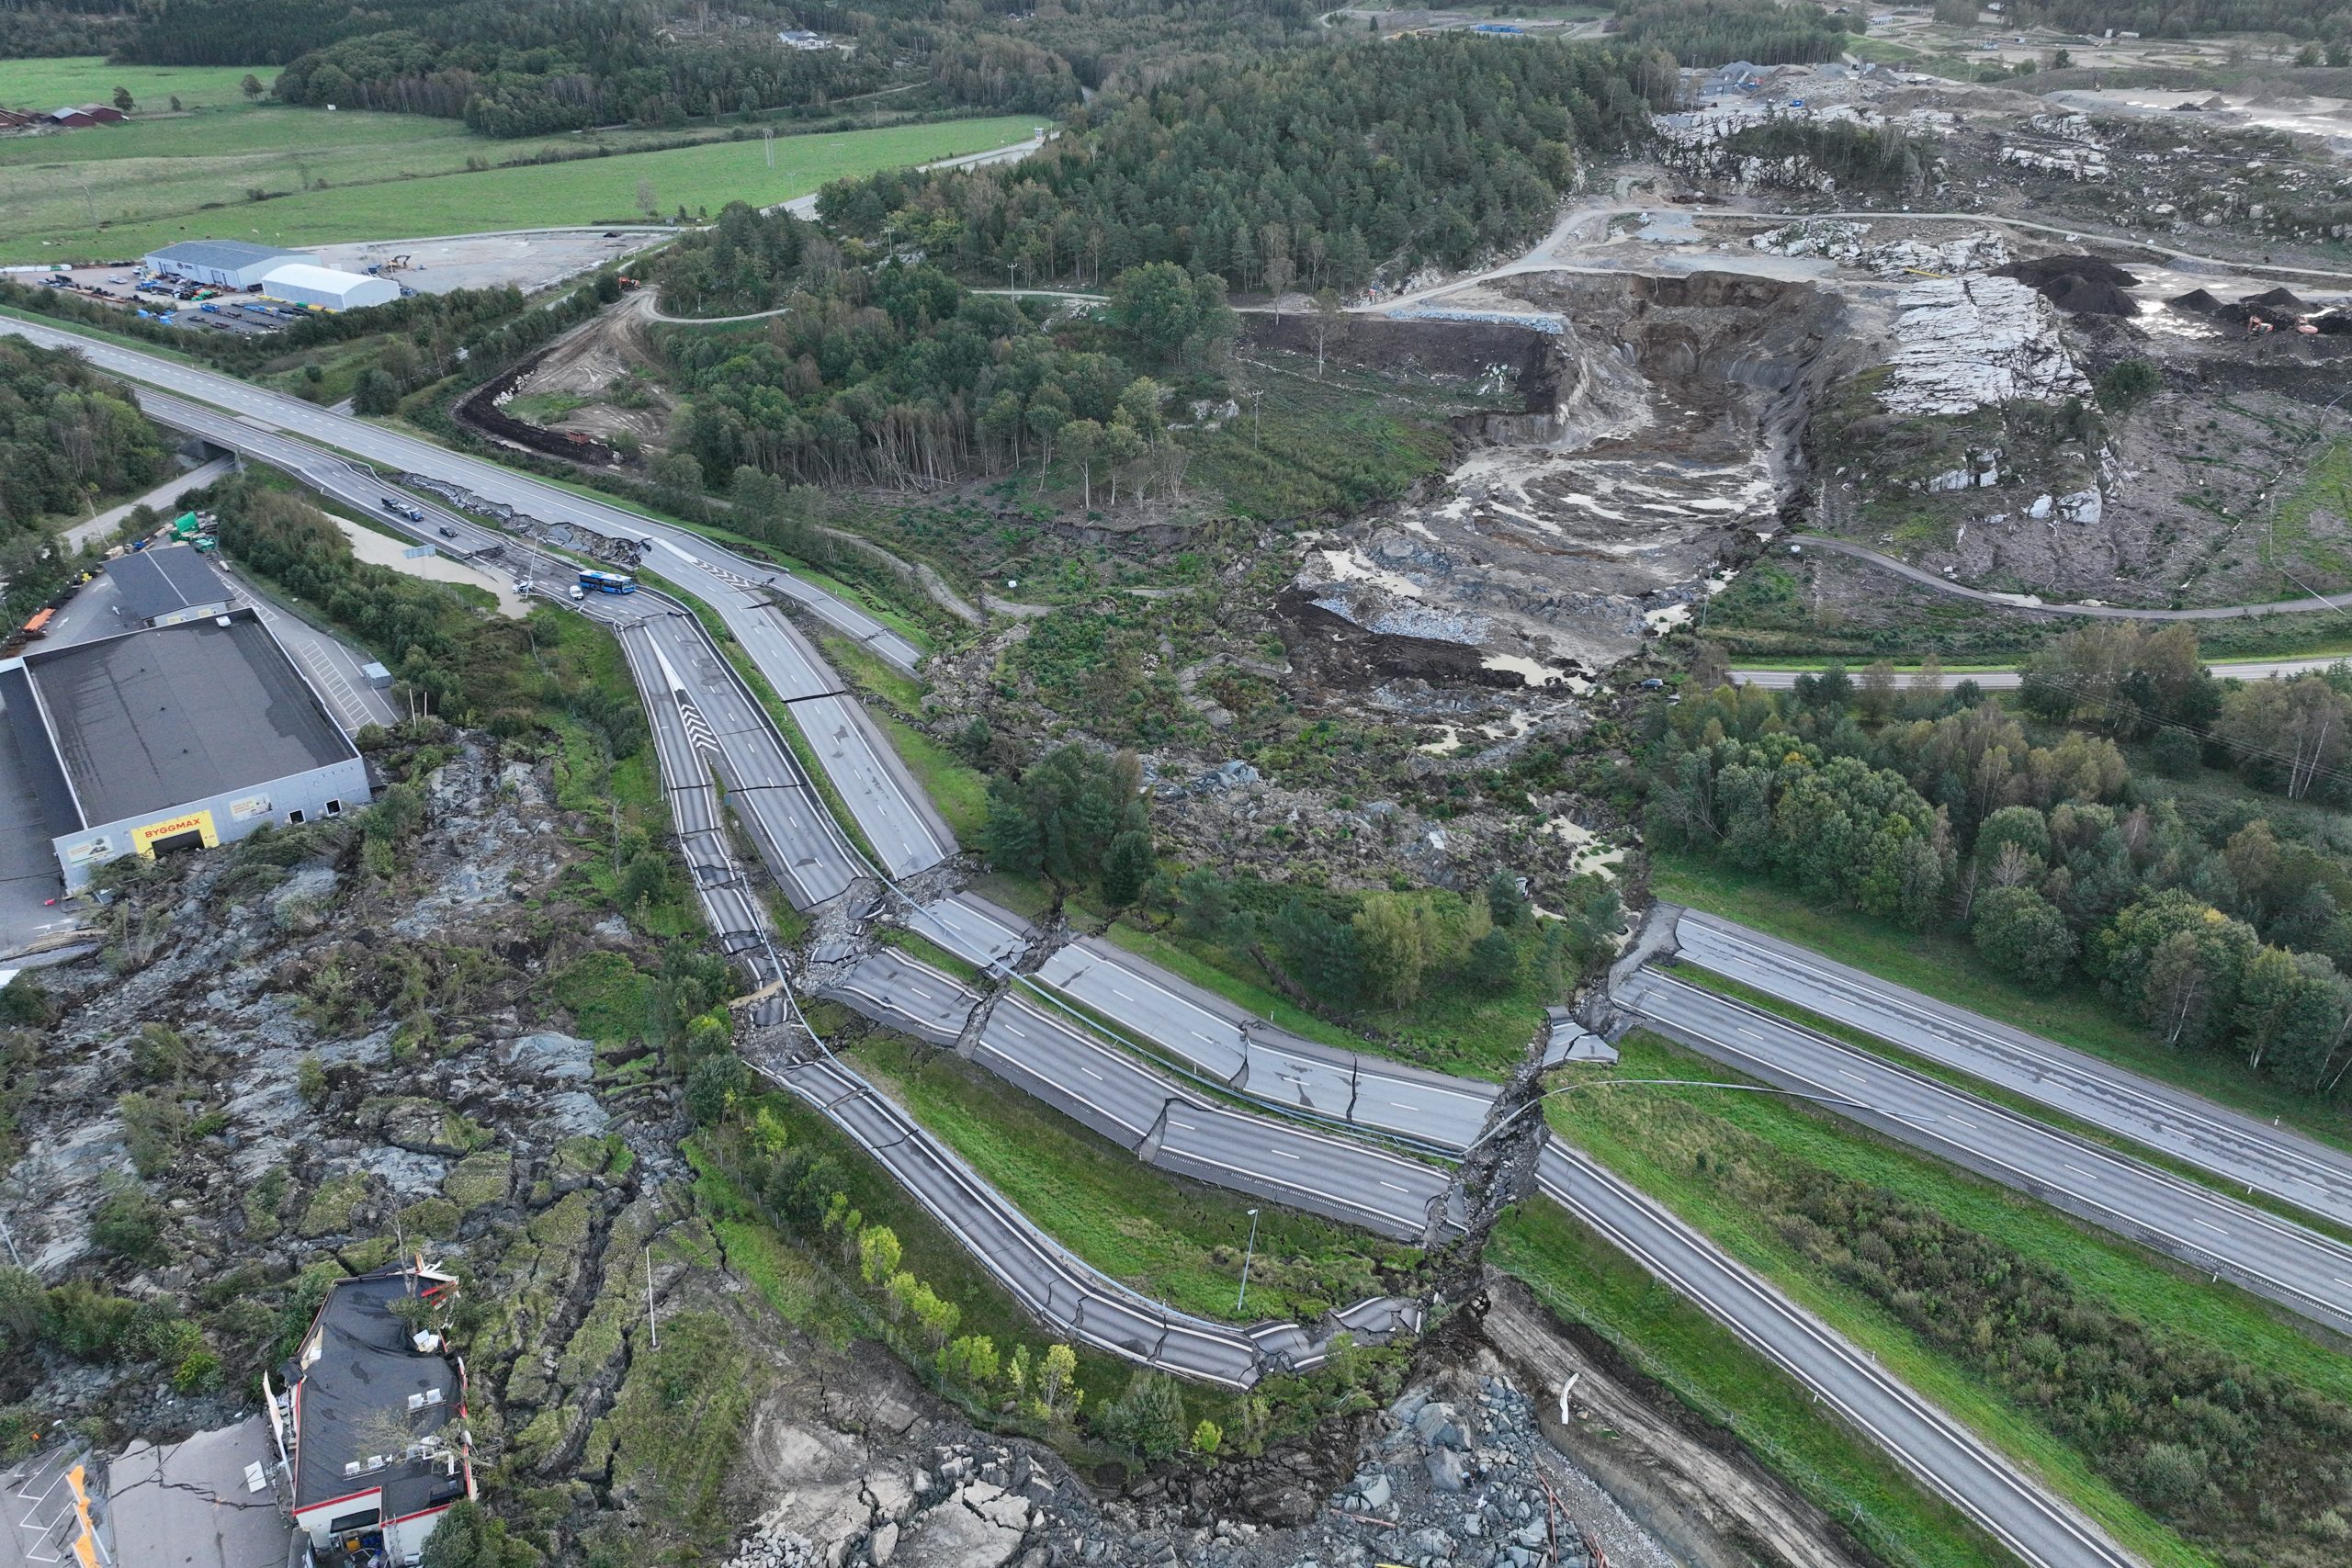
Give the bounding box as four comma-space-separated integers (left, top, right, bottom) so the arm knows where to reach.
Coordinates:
1235, 1209, 1261, 1313
763, 128, 774, 170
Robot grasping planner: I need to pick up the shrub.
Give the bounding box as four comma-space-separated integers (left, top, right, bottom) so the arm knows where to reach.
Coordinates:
1094, 1370, 1188, 1461
91, 1182, 167, 1267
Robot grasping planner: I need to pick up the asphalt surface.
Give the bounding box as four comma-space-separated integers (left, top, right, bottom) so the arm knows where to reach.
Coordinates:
873, 899, 2146, 1568
15, 319, 2156, 1567
1620, 967, 2352, 1338
3, 321, 955, 882
1673, 909, 2352, 1235
1728, 659, 2349, 691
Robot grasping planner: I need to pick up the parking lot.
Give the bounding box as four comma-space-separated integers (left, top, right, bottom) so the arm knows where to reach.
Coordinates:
16, 264, 301, 335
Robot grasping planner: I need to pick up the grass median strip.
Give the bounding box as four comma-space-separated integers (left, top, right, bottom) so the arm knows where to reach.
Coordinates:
1547, 1032, 2352, 1568
845, 1032, 1416, 1325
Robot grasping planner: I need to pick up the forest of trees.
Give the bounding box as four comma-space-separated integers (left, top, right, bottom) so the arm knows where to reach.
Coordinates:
95, 0, 1340, 131
2009, 0, 2352, 41
1650, 628, 2352, 1104
1608, 0, 1862, 67
0, 0, 134, 58
654, 206, 1229, 494
0, 340, 171, 621
817, 38, 1669, 293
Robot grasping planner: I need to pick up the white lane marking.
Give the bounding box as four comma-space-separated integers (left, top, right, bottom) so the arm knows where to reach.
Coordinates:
1837, 1069, 1868, 1085
1736, 1027, 1763, 1040
1080, 1066, 1103, 1081
1949, 1115, 1978, 1131
2194, 1217, 2231, 1236
2061, 1162, 2098, 1181
1379, 1181, 1409, 1192
1171, 1121, 1196, 1131
1272, 1149, 1300, 1160
1388, 1102, 1419, 1112
1112, 988, 1136, 1001
1006, 1025, 1028, 1040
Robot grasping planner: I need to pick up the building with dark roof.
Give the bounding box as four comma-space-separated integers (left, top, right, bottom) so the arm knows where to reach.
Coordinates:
264, 1263, 473, 1565
108, 543, 233, 627
0, 608, 368, 890
141, 239, 311, 288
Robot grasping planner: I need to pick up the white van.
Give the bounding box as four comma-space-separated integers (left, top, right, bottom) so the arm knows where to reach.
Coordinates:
569, 584, 584, 601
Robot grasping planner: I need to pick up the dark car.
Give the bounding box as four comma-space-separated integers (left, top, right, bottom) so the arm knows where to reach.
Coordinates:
380, 497, 402, 513
438, 525, 458, 539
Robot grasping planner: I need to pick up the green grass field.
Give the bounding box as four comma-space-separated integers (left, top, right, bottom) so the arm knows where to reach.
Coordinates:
0, 69, 1040, 264
1651, 852, 2352, 1153
848, 1032, 1414, 1324
1548, 1032, 2352, 1568
0, 56, 270, 112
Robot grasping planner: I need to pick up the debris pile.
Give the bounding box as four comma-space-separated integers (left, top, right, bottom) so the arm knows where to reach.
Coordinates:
1993, 254, 2142, 317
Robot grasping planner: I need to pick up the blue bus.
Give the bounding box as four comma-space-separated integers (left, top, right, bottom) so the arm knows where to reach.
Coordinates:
577, 570, 638, 595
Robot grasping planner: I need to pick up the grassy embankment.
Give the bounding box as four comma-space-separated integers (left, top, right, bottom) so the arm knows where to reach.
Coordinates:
0, 60, 1039, 262
847, 1032, 1416, 1324
1651, 852, 2352, 1154
1546, 1030, 2352, 1568
1489, 1204, 2013, 1568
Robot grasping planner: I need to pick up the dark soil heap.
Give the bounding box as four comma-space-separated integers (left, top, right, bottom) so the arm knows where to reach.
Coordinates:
1996, 254, 2141, 316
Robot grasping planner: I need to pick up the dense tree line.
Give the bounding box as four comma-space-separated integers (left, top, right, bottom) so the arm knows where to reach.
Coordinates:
818, 38, 1669, 292
1650, 631, 2352, 1102
984, 744, 1158, 905
0, 0, 134, 58
656, 208, 1226, 493
1724, 1134, 2352, 1561
2010, 0, 2352, 42
211, 481, 642, 746
1608, 0, 1862, 67
0, 339, 170, 620
109, 0, 1339, 131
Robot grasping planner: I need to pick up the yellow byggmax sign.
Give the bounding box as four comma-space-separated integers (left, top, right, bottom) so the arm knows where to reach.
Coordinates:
131, 809, 219, 855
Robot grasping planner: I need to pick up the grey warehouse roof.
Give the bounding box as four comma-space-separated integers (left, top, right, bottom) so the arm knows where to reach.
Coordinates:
108, 544, 229, 623
17, 609, 356, 828
142, 239, 310, 271
287, 1269, 462, 1516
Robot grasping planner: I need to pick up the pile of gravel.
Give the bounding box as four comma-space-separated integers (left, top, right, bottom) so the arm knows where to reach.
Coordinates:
1995, 254, 2142, 315
2166, 288, 2224, 313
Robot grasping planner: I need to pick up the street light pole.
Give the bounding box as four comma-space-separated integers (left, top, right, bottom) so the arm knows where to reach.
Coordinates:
1236, 1208, 1261, 1314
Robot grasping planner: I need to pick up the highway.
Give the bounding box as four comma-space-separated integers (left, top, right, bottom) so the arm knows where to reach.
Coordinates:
1728, 659, 2349, 691
1620, 966, 2352, 1338
1671, 910, 2352, 1235
842, 918, 2139, 1568
4, 319, 956, 882
118, 392, 868, 910
25, 318, 2156, 1567
813, 951, 1464, 1241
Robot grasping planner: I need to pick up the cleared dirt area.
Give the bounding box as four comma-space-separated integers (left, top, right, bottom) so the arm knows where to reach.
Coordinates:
310, 228, 670, 296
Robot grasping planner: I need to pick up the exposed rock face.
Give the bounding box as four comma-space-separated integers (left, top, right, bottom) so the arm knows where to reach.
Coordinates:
1883, 276, 2089, 414
1284, 270, 1843, 682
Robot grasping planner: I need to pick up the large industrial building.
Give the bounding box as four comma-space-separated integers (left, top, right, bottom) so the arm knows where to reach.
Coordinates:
141, 240, 311, 288
1, 608, 369, 890
259, 262, 401, 311
108, 544, 233, 628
